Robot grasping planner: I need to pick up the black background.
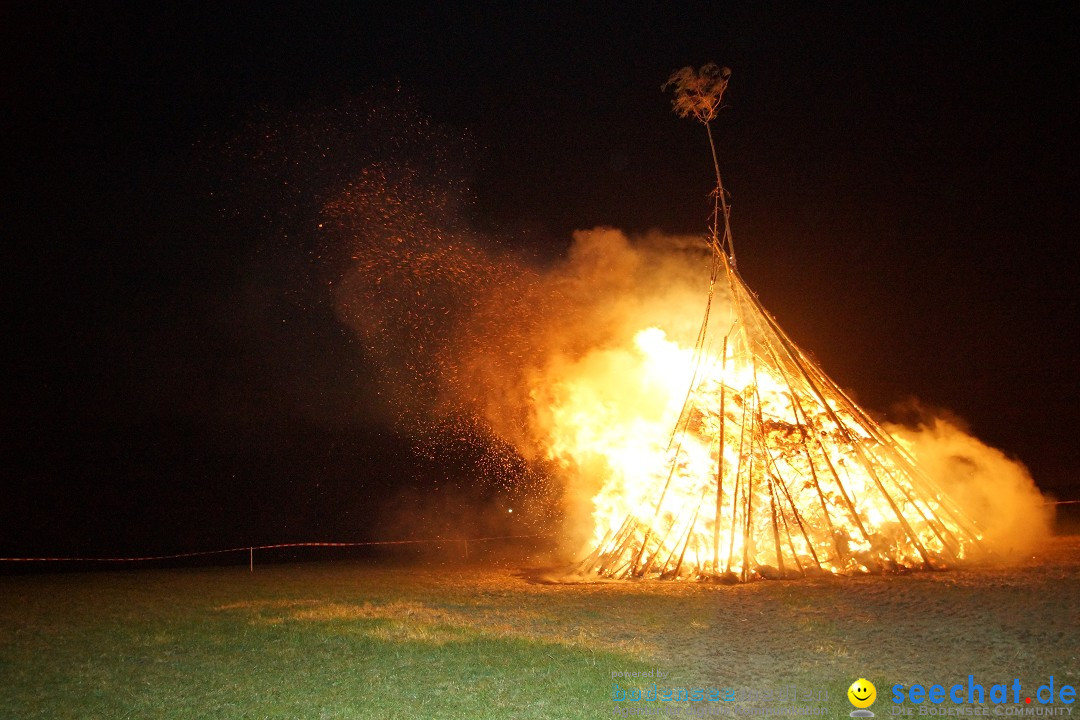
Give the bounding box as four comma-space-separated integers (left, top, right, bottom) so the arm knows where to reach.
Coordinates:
4, 2, 1077, 555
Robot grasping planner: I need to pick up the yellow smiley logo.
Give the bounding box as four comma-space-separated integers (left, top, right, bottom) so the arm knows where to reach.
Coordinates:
848, 678, 877, 709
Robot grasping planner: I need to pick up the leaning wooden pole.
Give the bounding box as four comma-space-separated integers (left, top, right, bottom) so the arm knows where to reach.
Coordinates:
768, 475, 786, 577
764, 443, 822, 571
775, 487, 806, 575
674, 490, 707, 578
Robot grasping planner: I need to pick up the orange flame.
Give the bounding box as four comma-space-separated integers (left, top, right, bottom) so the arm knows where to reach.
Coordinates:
542, 255, 984, 581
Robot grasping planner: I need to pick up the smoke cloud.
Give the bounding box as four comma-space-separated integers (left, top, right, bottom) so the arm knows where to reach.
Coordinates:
886, 412, 1052, 560
318, 102, 1049, 566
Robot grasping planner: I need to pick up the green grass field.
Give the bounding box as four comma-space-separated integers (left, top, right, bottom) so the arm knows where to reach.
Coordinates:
2, 537, 1077, 719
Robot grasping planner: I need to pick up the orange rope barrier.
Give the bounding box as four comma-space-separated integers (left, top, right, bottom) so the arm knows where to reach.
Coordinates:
0, 533, 554, 563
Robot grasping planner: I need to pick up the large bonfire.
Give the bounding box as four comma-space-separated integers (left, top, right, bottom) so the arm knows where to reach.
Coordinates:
573, 65, 985, 581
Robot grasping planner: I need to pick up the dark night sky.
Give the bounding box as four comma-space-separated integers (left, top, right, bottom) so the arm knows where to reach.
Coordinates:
3, 2, 1078, 554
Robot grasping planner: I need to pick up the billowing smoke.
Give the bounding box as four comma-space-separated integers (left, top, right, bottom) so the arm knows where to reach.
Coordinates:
886, 412, 1052, 559
329, 173, 1051, 561
307, 97, 1049, 564
326, 162, 716, 548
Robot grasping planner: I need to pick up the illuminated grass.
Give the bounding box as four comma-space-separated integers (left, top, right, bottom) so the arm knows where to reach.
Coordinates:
1, 536, 1077, 719
0, 565, 649, 720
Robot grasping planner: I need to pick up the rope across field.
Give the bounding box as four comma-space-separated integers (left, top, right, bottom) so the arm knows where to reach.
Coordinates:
0, 533, 554, 565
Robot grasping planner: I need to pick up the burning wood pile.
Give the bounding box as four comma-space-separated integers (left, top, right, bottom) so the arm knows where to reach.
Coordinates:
574, 66, 985, 580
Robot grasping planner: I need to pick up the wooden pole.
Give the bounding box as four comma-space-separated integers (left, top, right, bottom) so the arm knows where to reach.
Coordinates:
713, 334, 729, 575
740, 393, 758, 582
764, 444, 822, 571
725, 390, 752, 574
739, 275, 934, 568
884, 468, 960, 559
249, 546, 253, 573
598, 520, 640, 576
774, 485, 805, 575
674, 490, 707, 578
638, 511, 682, 578
764, 344, 849, 565
768, 476, 786, 577
659, 525, 687, 576
577, 525, 614, 573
